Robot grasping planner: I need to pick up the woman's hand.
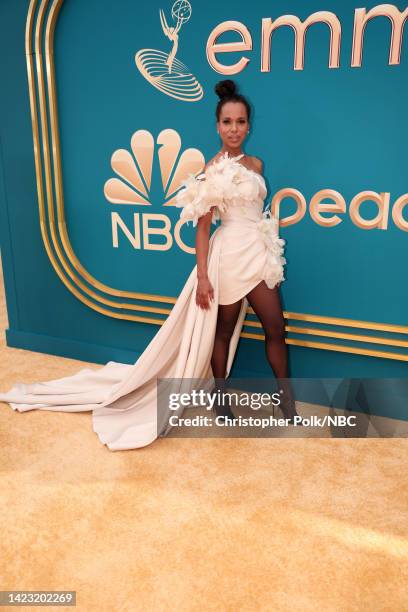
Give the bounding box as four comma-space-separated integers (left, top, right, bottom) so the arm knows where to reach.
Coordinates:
196, 277, 214, 310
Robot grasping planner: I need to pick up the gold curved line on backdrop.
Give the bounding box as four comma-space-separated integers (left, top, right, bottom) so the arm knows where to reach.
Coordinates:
24, 1, 408, 359
244, 310, 408, 335
283, 311, 408, 334
285, 327, 408, 348
27, 0, 87, 310
243, 320, 408, 347
287, 340, 408, 362
241, 333, 408, 362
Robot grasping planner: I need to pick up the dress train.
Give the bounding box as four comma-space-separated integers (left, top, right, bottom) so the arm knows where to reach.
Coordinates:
0, 226, 247, 450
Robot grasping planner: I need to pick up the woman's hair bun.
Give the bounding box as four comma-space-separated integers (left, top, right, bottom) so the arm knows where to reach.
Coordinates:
215, 79, 237, 100
214, 79, 250, 122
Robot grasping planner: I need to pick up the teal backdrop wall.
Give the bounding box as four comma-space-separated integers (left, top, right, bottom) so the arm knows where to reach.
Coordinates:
0, 0, 407, 377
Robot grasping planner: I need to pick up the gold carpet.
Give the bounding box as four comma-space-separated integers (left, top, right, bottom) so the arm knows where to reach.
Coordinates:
1, 256, 407, 611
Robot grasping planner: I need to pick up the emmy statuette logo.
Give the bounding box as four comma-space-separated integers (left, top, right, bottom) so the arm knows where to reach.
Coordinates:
135, 1, 203, 101
104, 128, 205, 254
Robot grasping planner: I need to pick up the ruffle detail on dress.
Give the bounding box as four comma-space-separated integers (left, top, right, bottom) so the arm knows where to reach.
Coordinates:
175, 152, 265, 227
256, 208, 286, 288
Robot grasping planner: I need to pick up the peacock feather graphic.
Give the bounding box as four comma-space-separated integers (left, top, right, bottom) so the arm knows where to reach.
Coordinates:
104, 129, 205, 206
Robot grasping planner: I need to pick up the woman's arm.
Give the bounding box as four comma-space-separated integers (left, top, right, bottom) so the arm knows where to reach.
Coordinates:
196, 207, 213, 280
195, 207, 215, 310
195, 158, 217, 309
194, 157, 222, 309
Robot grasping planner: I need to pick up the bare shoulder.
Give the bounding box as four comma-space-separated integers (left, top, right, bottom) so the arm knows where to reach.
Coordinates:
204, 154, 222, 171
250, 156, 263, 175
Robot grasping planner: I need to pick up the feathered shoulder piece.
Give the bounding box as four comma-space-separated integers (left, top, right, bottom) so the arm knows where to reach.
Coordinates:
175, 152, 265, 227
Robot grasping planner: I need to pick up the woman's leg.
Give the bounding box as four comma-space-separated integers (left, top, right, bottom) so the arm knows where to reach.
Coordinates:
245, 281, 299, 420
246, 281, 287, 378
210, 299, 243, 417
211, 299, 243, 379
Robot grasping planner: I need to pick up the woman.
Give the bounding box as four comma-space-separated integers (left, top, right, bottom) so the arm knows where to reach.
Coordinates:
0, 79, 299, 450
179, 80, 297, 421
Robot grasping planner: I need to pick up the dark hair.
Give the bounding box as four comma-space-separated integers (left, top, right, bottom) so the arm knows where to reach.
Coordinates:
214, 79, 251, 123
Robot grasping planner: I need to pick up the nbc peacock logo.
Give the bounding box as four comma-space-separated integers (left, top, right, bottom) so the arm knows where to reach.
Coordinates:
104, 128, 204, 253
135, 1, 203, 102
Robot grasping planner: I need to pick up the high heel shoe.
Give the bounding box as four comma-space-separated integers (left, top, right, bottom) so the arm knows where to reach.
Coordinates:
277, 387, 303, 425
210, 387, 236, 421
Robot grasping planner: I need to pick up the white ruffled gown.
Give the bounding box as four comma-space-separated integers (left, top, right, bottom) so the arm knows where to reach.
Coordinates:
0, 153, 286, 450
